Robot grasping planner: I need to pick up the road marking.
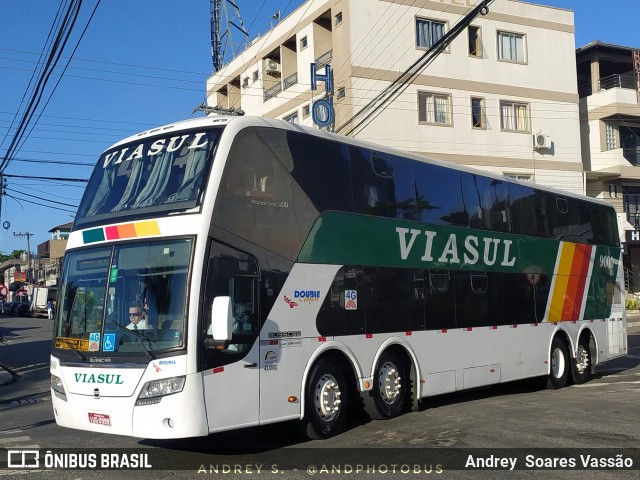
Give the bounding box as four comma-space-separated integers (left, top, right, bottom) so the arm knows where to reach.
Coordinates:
0, 436, 31, 445
0, 430, 23, 435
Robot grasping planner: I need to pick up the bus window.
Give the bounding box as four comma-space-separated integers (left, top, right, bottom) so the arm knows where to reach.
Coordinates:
364, 267, 423, 334
425, 270, 456, 330
350, 147, 398, 218
317, 266, 365, 336
203, 241, 260, 369
454, 271, 504, 328
214, 128, 317, 260
548, 194, 592, 244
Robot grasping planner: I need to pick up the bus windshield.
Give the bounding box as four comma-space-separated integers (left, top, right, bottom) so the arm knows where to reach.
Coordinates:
75, 128, 222, 228
53, 238, 192, 359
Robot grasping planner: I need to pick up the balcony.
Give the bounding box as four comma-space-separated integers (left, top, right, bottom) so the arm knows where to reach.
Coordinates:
263, 82, 282, 102
283, 72, 298, 91
314, 50, 333, 70
578, 72, 636, 98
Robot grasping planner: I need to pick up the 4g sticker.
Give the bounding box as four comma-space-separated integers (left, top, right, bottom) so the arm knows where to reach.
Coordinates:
345, 290, 358, 310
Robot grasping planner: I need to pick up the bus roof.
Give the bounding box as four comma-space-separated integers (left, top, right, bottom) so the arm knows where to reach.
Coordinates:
106, 116, 612, 209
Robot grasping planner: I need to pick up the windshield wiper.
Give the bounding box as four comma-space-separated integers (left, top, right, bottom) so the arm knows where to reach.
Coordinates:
113, 323, 156, 360
57, 338, 86, 361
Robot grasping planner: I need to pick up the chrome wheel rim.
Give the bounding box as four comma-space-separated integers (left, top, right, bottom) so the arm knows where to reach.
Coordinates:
378, 361, 402, 405
575, 344, 589, 375
314, 374, 341, 421
551, 347, 566, 379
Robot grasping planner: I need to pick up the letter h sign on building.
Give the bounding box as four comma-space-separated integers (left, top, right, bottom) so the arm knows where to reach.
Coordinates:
310, 63, 334, 128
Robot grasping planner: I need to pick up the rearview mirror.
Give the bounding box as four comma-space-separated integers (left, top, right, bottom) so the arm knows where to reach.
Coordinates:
210, 296, 233, 341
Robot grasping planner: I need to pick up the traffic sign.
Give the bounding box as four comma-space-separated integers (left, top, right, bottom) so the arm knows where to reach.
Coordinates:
0, 284, 7, 300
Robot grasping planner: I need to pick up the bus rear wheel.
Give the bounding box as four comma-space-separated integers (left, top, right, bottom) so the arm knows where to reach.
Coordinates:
299, 358, 348, 440
571, 334, 592, 384
362, 351, 407, 420
547, 336, 569, 389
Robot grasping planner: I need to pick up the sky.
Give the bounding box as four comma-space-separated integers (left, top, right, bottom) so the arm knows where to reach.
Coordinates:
0, 0, 638, 256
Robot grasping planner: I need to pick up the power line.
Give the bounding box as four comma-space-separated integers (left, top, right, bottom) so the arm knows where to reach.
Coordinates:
3, 173, 88, 183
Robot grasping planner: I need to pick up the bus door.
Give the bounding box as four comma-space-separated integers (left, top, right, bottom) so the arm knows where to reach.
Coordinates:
202, 241, 261, 432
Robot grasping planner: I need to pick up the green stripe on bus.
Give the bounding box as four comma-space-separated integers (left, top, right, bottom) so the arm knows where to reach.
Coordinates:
82, 228, 105, 244
298, 211, 619, 276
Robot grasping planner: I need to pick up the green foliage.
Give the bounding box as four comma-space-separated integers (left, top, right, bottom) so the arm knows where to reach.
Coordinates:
625, 295, 640, 311
0, 250, 26, 263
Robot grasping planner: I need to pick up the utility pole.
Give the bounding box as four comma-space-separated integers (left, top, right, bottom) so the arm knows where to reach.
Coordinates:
13, 232, 34, 283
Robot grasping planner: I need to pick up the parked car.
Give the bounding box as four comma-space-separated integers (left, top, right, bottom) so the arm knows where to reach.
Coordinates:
14, 303, 31, 317
4, 302, 31, 317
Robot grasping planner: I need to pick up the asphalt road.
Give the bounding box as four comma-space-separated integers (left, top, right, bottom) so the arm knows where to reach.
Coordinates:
0, 315, 638, 479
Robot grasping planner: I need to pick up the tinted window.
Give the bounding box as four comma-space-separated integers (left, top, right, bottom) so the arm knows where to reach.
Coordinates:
548, 194, 592, 244
426, 270, 456, 330
213, 128, 318, 260
415, 163, 469, 227
351, 147, 397, 218
364, 267, 424, 333
509, 184, 548, 238
502, 273, 536, 324
317, 266, 365, 336
454, 271, 504, 327
257, 129, 353, 212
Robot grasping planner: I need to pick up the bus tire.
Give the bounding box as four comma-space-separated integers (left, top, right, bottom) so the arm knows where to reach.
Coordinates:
571, 333, 592, 385
547, 336, 569, 389
299, 358, 348, 440
362, 351, 407, 420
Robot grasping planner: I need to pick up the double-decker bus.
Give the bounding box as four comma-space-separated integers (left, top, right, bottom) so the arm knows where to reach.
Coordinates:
51, 116, 627, 440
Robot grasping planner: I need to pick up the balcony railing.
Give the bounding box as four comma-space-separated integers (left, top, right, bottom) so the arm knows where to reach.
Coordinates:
263, 82, 282, 102
283, 72, 298, 90
624, 147, 640, 166
578, 72, 636, 97
598, 72, 635, 91
314, 50, 333, 70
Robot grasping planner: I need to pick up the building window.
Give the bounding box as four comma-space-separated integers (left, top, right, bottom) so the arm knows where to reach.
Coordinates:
284, 112, 299, 124
468, 26, 481, 57
418, 92, 451, 125
336, 87, 345, 99
471, 97, 485, 129
242, 77, 249, 88
605, 122, 616, 150
416, 18, 445, 49
335, 12, 343, 26
300, 36, 308, 50
498, 31, 525, 63
252, 70, 259, 82
302, 104, 310, 118
500, 101, 529, 132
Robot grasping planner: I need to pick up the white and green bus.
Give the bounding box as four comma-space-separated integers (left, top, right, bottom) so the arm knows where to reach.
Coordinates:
51, 116, 627, 440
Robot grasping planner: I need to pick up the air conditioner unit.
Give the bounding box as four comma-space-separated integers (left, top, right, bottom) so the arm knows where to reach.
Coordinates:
533, 132, 550, 149
264, 59, 281, 75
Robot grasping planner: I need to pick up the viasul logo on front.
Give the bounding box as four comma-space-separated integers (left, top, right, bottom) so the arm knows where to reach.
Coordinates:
74, 373, 123, 384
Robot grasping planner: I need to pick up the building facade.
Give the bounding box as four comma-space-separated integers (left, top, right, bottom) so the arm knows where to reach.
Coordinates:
577, 41, 640, 292
206, 0, 584, 194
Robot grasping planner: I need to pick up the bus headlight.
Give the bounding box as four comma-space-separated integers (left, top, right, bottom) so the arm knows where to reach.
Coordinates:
136, 376, 185, 405
51, 374, 65, 395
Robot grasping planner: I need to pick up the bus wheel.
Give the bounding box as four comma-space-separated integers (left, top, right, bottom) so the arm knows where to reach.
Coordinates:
547, 336, 569, 389
363, 351, 407, 420
571, 334, 592, 384
300, 358, 348, 440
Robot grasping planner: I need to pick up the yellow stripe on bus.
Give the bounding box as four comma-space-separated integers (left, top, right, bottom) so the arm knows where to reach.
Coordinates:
548, 242, 575, 322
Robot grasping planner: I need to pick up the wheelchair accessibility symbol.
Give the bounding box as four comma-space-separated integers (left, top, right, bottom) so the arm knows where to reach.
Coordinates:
103, 333, 116, 352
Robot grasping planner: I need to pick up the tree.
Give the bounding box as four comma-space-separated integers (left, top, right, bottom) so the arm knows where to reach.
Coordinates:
0, 250, 26, 263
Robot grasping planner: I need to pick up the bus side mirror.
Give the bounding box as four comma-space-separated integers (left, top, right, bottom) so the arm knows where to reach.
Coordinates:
210, 296, 233, 341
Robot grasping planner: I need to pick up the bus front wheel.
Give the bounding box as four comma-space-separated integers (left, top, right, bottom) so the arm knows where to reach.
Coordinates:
547, 336, 569, 389
362, 351, 407, 420
299, 358, 348, 440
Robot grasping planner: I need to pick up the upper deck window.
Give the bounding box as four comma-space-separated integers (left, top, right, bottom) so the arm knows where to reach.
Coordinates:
75, 128, 223, 228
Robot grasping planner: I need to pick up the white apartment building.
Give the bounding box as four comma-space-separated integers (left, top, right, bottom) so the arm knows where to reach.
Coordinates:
577, 41, 640, 291
206, 0, 584, 194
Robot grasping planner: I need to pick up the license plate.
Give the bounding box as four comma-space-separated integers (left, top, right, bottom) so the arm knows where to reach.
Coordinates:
88, 412, 111, 426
